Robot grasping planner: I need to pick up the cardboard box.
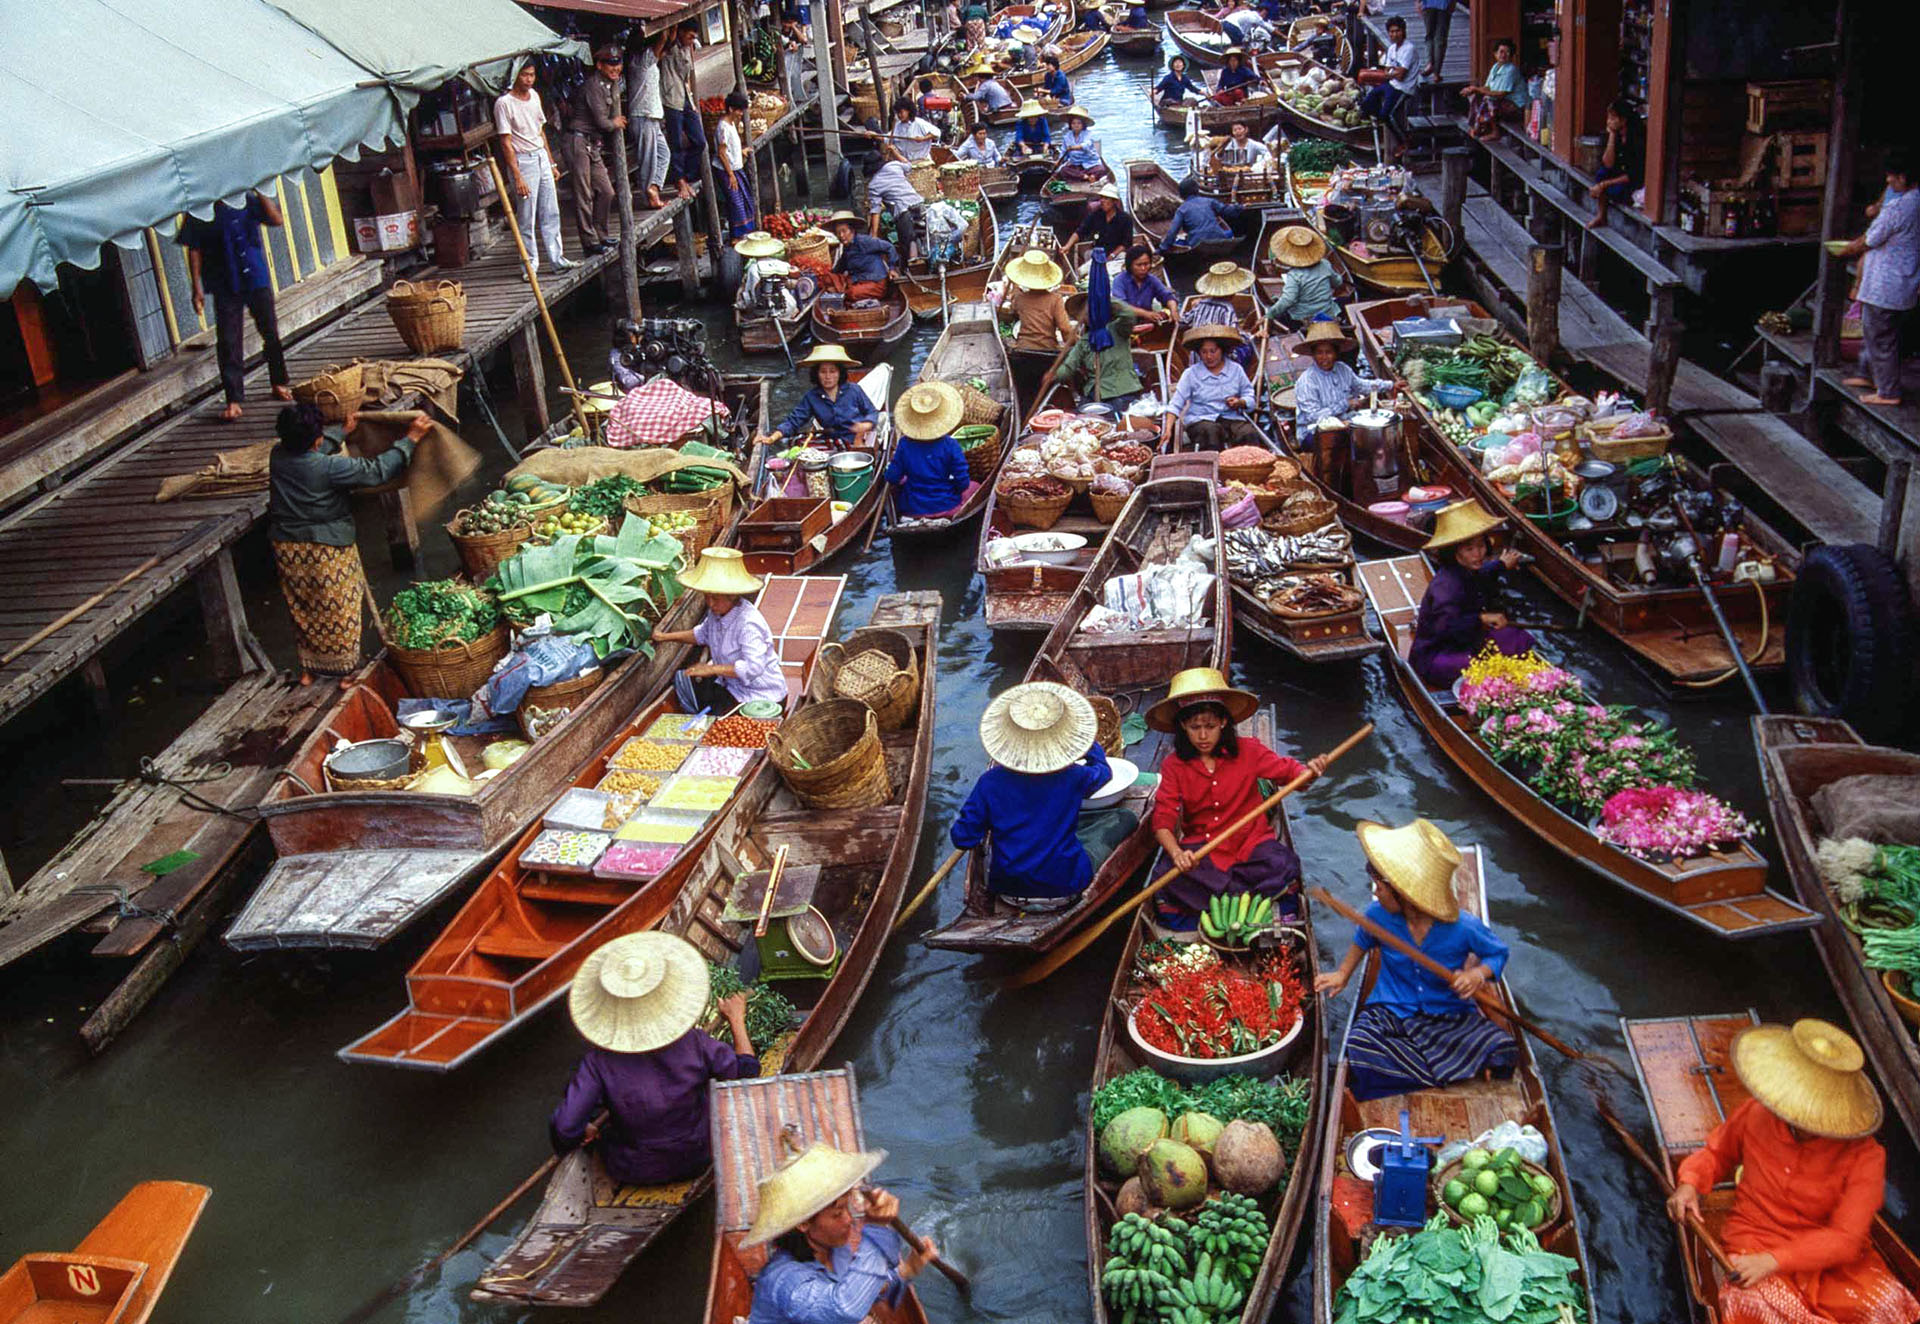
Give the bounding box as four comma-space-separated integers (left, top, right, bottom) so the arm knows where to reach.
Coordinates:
371, 170, 418, 216
353, 210, 422, 254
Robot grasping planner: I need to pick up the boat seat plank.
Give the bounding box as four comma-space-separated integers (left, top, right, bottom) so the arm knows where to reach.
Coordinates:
473, 932, 565, 961
224, 849, 487, 950
519, 879, 634, 906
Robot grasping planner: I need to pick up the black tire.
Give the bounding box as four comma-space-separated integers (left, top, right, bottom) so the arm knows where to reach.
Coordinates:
717, 245, 745, 296
1786, 543, 1917, 741
829, 156, 856, 200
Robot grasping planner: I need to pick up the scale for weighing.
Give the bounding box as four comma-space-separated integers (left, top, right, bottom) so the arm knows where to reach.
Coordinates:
723, 853, 841, 983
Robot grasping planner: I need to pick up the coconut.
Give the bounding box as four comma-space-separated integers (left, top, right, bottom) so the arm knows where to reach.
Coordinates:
1171, 1111, 1226, 1160
1213, 1119, 1285, 1194
1099, 1106, 1170, 1178
1138, 1138, 1209, 1210
1115, 1176, 1153, 1218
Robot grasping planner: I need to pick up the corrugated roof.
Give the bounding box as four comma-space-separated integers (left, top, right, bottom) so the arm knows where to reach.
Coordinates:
524, 0, 723, 37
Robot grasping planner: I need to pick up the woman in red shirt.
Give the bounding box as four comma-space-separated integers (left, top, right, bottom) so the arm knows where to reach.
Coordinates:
1148, 668, 1326, 926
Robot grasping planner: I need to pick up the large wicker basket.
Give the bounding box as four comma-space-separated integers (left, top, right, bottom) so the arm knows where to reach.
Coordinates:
1263, 494, 1339, 537
293, 361, 364, 423
1091, 487, 1130, 524
518, 667, 605, 739
446, 515, 533, 581
388, 622, 510, 700
954, 383, 1003, 427
939, 161, 982, 200
624, 487, 730, 560
1000, 485, 1073, 530
907, 161, 942, 200
768, 700, 892, 809
1579, 417, 1673, 462
811, 629, 921, 730
787, 229, 833, 265
960, 428, 1003, 481
386, 279, 467, 355
1219, 457, 1277, 485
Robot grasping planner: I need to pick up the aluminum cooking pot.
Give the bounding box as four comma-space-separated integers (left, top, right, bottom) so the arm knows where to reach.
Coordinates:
1348, 407, 1403, 481
325, 738, 412, 783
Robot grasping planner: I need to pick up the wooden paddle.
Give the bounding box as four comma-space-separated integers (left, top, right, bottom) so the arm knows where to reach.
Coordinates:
1001, 723, 1373, 989
887, 1214, 973, 1294
893, 848, 966, 934
1594, 1097, 1740, 1276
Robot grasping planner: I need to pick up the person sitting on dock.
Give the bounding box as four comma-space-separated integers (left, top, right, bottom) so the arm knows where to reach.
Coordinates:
956, 122, 1006, 168
1666, 1019, 1920, 1324
865, 148, 929, 261
819, 210, 902, 302
1585, 99, 1642, 231
656, 547, 793, 711
1000, 248, 1077, 353
1165, 325, 1258, 449
1057, 108, 1109, 182
757, 344, 878, 447
1153, 55, 1208, 109
742, 1145, 939, 1324
1291, 320, 1395, 439
1039, 53, 1073, 105
1839, 151, 1918, 409
1162, 177, 1245, 254
1313, 819, 1516, 1101
1061, 185, 1133, 265
1112, 244, 1177, 324
549, 931, 760, 1186
1009, 99, 1054, 158
1210, 118, 1273, 175
1358, 16, 1420, 130
1213, 49, 1263, 105
1041, 295, 1143, 411
1407, 500, 1535, 690
886, 383, 975, 519
889, 101, 941, 162
1148, 668, 1322, 928
1463, 38, 1529, 143
951, 682, 1113, 905
1263, 226, 1342, 328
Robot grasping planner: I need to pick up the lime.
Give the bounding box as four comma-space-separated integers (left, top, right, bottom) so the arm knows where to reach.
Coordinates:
1494, 1206, 1512, 1227
1515, 1200, 1543, 1229
1531, 1172, 1558, 1198
1442, 1179, 1468, 1209
1458, 1192, 1489, 1218
1460, 1149, 1492, 1171
1473, 1169, 1501, 1199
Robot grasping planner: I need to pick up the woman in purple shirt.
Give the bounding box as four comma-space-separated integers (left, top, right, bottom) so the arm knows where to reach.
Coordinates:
550, 931, 760, 1184
1406, 500, 1534, 689
656, 547, 792, 712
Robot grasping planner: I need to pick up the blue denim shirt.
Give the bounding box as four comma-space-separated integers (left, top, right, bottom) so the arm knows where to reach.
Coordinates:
1354, 901, 1509, 1016
749, 1225, 907, 1324
776, 385, 879, 440
951, 745, 1112, 897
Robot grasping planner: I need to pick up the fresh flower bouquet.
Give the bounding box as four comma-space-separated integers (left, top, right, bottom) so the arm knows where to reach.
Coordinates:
1594, 786, 1754, 861
1455, 648, 1584, 719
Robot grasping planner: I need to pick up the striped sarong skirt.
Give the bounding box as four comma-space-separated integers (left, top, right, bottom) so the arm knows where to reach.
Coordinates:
271, 540, 367, 676
1344, 1004, 1516, 1102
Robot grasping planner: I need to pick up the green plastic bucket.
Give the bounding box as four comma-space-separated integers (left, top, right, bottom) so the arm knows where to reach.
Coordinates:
829, 453, 877, 504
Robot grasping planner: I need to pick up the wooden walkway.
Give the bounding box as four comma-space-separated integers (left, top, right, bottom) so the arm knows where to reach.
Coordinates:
1357, 0, 1474, 86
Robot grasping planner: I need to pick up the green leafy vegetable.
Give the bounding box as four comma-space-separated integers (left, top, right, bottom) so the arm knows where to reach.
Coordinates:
707, 962, 799, 1053
1288, 139, 1351, 174
1333, 1214, 1587, 1324
387, 579, 501, 650
486, 519, 686, 658
570, 475, 649, 519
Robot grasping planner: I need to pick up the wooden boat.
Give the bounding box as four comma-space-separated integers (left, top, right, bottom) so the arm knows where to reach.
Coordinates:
736, 276, 817, 353
935, 476, 1227, 945
812, 286, 913, 360
900, 187, 1000, 318
1268, 51, 1377, 150
1351, 295, 1804, 681
472, 595, 937, 1308
1003, 28, 1109, 93
1291, 165, 1448, 296
1754, 714, 1920, 1148
1252, 204, 1352, 306
1287, 12, 1353, 72
737, 365, 896, 575
1125, 158, 1186, 246
1622, 1010, 1920, 1324
1043, 154, 1117, 232
1154, 61, 1285, 136
0, 1182, 209, 1324
1165, 8, 1236, 65
894, 303, 1021, 538
1028, 337, 1171, 422
1082, 717, 1327, 1324
1358, 555, 1816, 938
1192, 144, 1291, 208
1313, 847, 1596, 1322
1108, 17, 1163, 54
334, 575, 847, 1072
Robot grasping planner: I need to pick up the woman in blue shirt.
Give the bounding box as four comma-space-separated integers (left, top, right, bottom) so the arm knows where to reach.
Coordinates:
885, 382, 973, 518
952, 682, 1113, 903
1039, 54, 1072, 103
1057, 108, 1108, 181
1112, 244, 1177, 324
1464, 38, 1529, 141
1009, 99, 1053, 158
757, 344, 878, 446
1215, 49, 1261, 103
1152, 55, 1208, 108
1314, 819, 1517, 1101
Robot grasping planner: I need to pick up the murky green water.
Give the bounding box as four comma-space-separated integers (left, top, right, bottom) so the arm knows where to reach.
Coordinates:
1, 46, 1912, 1324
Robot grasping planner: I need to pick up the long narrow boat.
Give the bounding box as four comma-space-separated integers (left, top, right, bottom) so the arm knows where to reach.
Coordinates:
473, 593, 938, 1308
1083, 721, 1327, 1324
933, 475, 1227, 944
1124, 158, 1240, 262
1268, 52, 1376, 151
1004, 28, 1109, 91
1108, 15, 1163, 54
1289, 164, 1448, 296
901, 188, 1001, 318
1155, 63, 1285, 136
894, 303, 1021, 539
1287, 13, 1354, 72
1044, 155, 1118, 233
812, 287, 913, 360
1622, 1010, 1920, 1324
1754, 714, 1920, 1149
1313, 847, 1596, 1322
1351, 296, 1804, 681
334, 575, 847, 1071
1165, 8, 1235, 66
1358, 555, 1816, 938
737, 366, 896, 575
0, 1181, 209, 1324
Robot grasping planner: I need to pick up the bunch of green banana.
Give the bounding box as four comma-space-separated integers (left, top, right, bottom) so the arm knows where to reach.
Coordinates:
1106, 1213, 1189, 1279
1190, 1193, 1268, 1285
1161, 1249, 1248, 1320
1199, 892, 1273, 946
1099, 1258, 1174, 1323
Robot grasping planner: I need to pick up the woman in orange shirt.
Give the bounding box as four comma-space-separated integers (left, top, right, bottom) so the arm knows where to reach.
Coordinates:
1667, 1018, 1919, 1324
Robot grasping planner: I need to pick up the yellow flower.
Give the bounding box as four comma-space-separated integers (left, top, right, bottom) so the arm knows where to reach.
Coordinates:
1459, 644, 1553, 688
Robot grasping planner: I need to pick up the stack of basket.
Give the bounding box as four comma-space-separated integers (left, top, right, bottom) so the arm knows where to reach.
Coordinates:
907, 161, 942, 201
292, 361, 364, 423
625, 485, 732, 561
386, 279, 467, 356
939, 161, 982, 200
811, 628, 921, 730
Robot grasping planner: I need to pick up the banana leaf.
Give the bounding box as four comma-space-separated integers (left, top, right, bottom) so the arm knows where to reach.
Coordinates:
489, 520, 688, 658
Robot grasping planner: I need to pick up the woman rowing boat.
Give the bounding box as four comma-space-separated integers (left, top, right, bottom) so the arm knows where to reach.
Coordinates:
1313, 818, 1516, 1101
1407, 500, 1536, 688
1667, 1018, 1919, 1324
886, 383, 974, 519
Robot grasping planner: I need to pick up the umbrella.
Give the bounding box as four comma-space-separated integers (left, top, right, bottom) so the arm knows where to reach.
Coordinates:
1087, 246, 1115, 351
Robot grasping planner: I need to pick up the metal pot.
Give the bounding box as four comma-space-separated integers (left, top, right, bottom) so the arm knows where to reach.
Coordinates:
1349, 408, 1403, 482
325, 738, 412, 783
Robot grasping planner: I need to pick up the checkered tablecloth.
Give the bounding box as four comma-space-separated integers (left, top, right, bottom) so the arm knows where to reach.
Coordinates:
605, 378, 732, 449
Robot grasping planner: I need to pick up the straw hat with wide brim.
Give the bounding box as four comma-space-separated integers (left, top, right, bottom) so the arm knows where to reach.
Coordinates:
1145, 667, 1258, 733
1181, 322, 1245, 349
1271, 225, 1328, 268
825, 209, 862, 227
740, 1143, 890, 1247
734, 231, 788, 259
1017, 98, 1048, 119
798, 343, 860, 369
1731, 1019, 1883, 1139
1063, 106, 1096, 125
568, 931, 710, 1054
677, 546, 766, 597
1195, 262, 1254, 296
1423, 499, 1505, 552
1300, 320, 1355, 352
896, 382, 965, 440
1097, 183, 1123, 201
1005, 248, 1066, 291
980, 681, 1098, 773
1357, 818, 1462, 922
961, 53, 996, 75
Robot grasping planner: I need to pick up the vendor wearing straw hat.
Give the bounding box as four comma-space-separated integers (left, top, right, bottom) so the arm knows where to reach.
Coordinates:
1163, 324, 1259, 451
1313, 819, 1516, 1101
1009, 98, 1054, 159
1667, 1020, 1919, 1322
1057, 107, 1108, 181
743, 1144, 939, 1324
1408, 499, 1534, 688
1147, 668, 1324, 924
886, 383, 975, 518
1291, 317, 1397, 436
817, 210, 902, 303
951, 682, 1113, 903
1214, 47, 1262, 103
757, 344, 878, 448
1001, 248, 1076, 353
655, 547, 791, 711
549, 932, 759, 1185
1062, 183, 1133, 264
1263, 225, 1341, 328
1180, 262, 1258, 367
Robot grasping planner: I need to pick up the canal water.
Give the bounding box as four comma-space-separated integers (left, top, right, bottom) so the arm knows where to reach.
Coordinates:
1, 45, 1911, 1324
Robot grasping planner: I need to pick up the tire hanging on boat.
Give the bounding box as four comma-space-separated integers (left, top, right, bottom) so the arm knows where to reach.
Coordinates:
1786, 543, 1917, 742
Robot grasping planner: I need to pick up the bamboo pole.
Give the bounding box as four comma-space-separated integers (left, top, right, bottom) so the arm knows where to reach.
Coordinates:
486, 154, 592, 436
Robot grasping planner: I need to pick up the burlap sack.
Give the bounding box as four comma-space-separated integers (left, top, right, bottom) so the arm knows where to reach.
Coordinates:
1813, 774, 1920, 845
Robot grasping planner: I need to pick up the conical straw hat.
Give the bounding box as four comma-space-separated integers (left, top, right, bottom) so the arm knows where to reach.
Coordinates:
734, 231, 788, 259
1017, 98, 1048, 119
1423, 499, 1505, 552
798, 343, 859, 368
1181, 322, 1245, 349
895, 382, 965, 440
1731, 1019, 1883, 1139
1063, 105, 1096, 125
1271, 225, 1328, 268
1357, 819, 1462, 922
1145, 666, 1258, 732
1195, 262, 1253, 295
980, 681, 1098, 772
1300, 320, 1355, 352
741, 1143, 890, 1247
677, 546, 765, 596
568, 931, 711, 1053
1005, 248, 1065, 290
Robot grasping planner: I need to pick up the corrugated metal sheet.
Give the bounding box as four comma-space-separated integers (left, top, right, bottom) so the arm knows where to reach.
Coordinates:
524, 0, 724, 37
710, 1067, 866, 1232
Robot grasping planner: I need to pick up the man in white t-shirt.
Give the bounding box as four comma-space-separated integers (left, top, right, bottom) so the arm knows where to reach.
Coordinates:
627, 33, 671, 209
715, 91, 757, 238
1359, 16, 1420, 130
493, 63, 574, 275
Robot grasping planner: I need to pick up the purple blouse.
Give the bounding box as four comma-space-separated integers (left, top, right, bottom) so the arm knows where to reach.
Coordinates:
1408, 559, 1503, 685
549, 1029, 759, 1184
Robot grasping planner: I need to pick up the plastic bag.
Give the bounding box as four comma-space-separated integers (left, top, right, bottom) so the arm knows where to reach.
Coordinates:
1608, 411, 1665, 439
1434, 1121, 1549, 1169
1503, 365, 1556, 408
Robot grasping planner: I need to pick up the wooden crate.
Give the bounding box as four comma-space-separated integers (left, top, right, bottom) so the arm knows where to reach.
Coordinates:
1772, 131, 1829, 191
737, 497, 830, 552
1775, 188, 1825, 238
1746, 80, 1832, 134
1678, 81, 1751, 183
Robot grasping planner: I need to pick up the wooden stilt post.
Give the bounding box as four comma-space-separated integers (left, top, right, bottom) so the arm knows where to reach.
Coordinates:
859, 6, 892, 126
80, 657, 114, 722
674, 202, 701, 299
611, 95, 641, 316
509, 322, 550, 433
812, 0, 843, 175
1812, 0, 1861, 374
194, 547, 264, 680
1527, 243, 1562, 368
1440, 146, 1471, 245
1646, 279, 1681, 418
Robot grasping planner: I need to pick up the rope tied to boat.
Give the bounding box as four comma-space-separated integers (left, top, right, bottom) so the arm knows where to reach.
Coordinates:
131, 756, 258, 822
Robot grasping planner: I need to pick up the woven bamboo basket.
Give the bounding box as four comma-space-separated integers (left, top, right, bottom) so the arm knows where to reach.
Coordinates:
386, 279, 467, 355
831, 301, 896, 331
388, 622, 510, 699
906, 161, 942, 200
824, 643, 919, 730
1219, 457, 1276, 485
1088, 693, 1123, 753
446, 515, 533, 581
1262, 495, 1339, 537
939, 161, 981, 200
768, 700, 892, 809
518, 668, 605, 739
293, 361, 364, 423
1000, 485, 1073, 530
960, 428, 1003, 481
954, 383, 1003, 427
1580, 418, 1673, 462
787, 229, 833, 264
623, 489, 727, 560
1091, 487, 1130, 524
1269, 581, 1364, 618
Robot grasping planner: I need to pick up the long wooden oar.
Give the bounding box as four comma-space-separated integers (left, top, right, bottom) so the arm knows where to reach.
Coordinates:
1, 519, 219, 669
1594, 1098, 1739, 1276
1308, 886, 1630, 1079
887, 1215, 973, 1294
1002, 723, 1373, 989
893, 848, 965, 935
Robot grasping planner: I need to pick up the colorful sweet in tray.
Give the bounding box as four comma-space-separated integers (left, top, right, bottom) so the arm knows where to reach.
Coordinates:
615, 814, 703, 844
644, 713, 713, 743
611, 738, 693, 772
651, 774, 741, 812
702, 715, 782, 748
545, 788, 613, 833
520, 828, 611, 871
595, 841, 683, 881
679, 745, 759, 778
596, 770, 664, 797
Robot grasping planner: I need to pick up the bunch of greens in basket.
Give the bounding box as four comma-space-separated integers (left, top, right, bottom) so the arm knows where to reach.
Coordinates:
386, 580, 501, 650
1333, 1213, 1587, 1324
569, 475, 649, 519
485, 519, 686, 657
707, 962, 800, 1053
